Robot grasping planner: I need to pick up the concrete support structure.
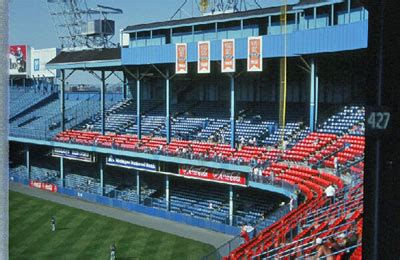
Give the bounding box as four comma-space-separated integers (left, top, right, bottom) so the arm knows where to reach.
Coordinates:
230, 75, 236, 149
60, 69, 65, 131
166, 69, 171, 144
309, 59, 316, 132
229, 185, 234, 226
101, 71, 106, 135
136, 171, 141, 203
99, 155, 104, 196
137, 77, 142, 139
60, 157, 64, 188
165, 175, 170, 211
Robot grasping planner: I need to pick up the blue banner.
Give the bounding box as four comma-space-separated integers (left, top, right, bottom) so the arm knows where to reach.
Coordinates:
106, 155, 156, 171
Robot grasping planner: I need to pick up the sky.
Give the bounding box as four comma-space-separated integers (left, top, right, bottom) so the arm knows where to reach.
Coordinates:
8, 0, 190, 84
9, 0, 188, 49
8, 0, 277, 84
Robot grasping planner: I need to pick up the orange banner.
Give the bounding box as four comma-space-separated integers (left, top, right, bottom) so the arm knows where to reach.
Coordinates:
221, 39, 235, 73
198, 41, 210, 74
247, 36, 263, 72
176, 43, 187, 74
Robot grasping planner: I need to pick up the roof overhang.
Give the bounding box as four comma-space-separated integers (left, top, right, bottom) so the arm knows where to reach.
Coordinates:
46, 48, 122, 71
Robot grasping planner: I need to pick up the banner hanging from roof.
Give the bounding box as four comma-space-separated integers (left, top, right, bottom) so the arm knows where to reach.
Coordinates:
197, 41, 210, 74
221, 39, 235, 73
176, 43, 188, 74
179, 167, 247, 186
247, 36, 263, 72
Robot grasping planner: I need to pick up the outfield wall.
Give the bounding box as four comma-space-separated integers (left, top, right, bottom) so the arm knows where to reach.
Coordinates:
9, 175, 241, 236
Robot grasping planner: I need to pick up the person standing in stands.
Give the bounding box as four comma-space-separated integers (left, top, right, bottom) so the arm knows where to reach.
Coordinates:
333, 157, 339, 176
289, 196, 294, 211
324, 184, 336, 204
314, 237, 334, 260
51, 216, 56, 232
240, 225, 250, 244
110, 243, 116, 260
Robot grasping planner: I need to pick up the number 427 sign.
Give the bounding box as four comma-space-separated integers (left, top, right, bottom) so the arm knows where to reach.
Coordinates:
366, 106, 391, 137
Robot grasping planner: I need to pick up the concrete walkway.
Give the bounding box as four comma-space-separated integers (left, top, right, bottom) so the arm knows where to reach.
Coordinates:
10, 182, 233, 248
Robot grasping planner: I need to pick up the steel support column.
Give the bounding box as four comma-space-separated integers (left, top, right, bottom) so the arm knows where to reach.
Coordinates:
123, 73, 127, 99
101, 71, 106, 135
309, 59, 316, 132
229, 185, 234, 226
137, 77, 142, 139
99, 155, 104, 196
166, 69, 171, 144
25, 145, 31, 180
61, 69, 65, 131
230, 75, 236, 149
60, 157, 64, 188
165, 175, 170, 211
315, 75, 319, 130
136, 170, 141, 203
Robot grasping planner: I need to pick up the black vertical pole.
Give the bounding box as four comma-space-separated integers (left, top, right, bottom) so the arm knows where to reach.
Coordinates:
364, 1, 400, 259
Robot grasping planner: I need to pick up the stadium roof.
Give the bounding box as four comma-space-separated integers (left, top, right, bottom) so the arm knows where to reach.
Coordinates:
123, 0, 344, 33
46, 48, 121, 70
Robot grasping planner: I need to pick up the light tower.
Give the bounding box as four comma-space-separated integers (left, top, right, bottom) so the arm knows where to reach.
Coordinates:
47, 0, 122, 50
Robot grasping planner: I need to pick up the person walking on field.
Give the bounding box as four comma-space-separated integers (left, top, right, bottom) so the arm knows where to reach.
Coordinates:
110, 243, 116, 260
51, 216, 56, 232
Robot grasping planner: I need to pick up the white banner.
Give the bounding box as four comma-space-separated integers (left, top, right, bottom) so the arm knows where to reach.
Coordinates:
175, 43, 188, 74
221, 39, 235, 73
247, 36, 263, 72
197, 41, 210, 74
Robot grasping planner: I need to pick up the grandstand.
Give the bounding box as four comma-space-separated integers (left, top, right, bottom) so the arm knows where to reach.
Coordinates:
8, 0, 370, 259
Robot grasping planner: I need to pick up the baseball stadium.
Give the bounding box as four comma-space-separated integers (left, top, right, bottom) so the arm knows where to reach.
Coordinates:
6, 0, 396, 259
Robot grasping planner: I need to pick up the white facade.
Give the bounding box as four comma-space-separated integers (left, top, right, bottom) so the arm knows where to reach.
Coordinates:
30, 47, 60, 78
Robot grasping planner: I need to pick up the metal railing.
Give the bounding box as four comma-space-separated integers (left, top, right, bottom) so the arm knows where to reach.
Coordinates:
203, 204, 290, 260
251, 220, 357, 259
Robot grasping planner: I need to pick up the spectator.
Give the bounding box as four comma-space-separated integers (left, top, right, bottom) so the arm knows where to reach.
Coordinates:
326, 237, 342, 252
209, 202, 213, 210
282, 140, 288, 150
240, 225, 250, 244
248, 138, 254, 146
314, 237, 334, 260
221, 133, 225, 144
325, 184, 336, 204
252, 137, 257, 146
244, 223, 255, 240
333, 157, 339, 176
289, 196, 294, 211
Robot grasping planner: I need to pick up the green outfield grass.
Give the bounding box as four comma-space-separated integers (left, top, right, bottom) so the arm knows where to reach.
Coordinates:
9, 191, 215, 260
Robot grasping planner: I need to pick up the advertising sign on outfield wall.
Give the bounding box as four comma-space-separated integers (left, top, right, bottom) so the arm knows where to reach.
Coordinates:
29, 180, 58, 193
106, 155, 156, 171
221, 39, 235, 73
52, 148, 95, 163
179, 167, 247, 186
197, 41, 210, 74
247, 36, 263, 72
176, 43, 188, 74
